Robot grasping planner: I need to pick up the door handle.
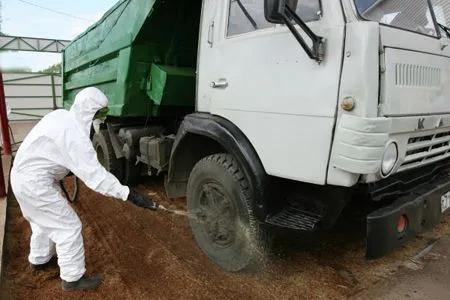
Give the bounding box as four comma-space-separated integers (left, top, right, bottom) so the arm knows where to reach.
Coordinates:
210, 78, 228, 89
440, 40, 449, 50
208, 21, 214, 47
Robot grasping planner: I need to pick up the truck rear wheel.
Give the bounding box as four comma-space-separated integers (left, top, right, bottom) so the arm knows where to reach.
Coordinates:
187, 154, 271, 272
92, 130, 124, 182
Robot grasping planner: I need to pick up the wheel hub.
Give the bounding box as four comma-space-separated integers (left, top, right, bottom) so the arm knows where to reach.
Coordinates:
197, 183, 236, 247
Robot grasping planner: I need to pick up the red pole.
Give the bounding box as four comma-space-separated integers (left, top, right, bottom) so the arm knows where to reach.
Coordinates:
0, 72, 11, 155
0, 149, 5, 197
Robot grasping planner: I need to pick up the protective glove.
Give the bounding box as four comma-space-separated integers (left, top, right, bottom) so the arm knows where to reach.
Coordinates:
127, 189, 159, 211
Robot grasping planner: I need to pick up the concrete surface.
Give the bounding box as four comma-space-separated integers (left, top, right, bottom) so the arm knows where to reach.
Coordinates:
0, 154, 12, 281
9, 121, 38, 148
352, 237, 450, 299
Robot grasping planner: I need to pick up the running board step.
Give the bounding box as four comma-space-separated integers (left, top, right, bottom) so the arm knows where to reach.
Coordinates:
265, 206, 323, 231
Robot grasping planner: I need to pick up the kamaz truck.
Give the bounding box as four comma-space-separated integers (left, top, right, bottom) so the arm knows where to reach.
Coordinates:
62, 0, 450, 271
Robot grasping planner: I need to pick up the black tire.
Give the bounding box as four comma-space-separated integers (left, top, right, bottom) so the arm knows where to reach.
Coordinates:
122, 158, 141, 185
92, 130, 124, 182
187, 153, 272, 272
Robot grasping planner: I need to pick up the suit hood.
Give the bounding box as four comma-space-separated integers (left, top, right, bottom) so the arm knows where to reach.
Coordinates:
69, 87, 108, 136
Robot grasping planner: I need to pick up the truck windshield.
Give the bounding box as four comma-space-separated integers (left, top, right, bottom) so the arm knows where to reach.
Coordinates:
354, 0, 439, 37
430, 0, 450, 37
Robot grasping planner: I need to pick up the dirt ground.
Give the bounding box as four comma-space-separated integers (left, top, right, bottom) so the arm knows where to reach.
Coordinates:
1, 178, 450, 300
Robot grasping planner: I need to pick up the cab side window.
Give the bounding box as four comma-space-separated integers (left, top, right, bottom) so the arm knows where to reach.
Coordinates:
227, 0, 321, 37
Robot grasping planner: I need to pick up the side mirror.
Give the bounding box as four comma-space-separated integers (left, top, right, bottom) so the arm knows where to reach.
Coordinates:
264, 0, 298, 24
263, 0, 325, 63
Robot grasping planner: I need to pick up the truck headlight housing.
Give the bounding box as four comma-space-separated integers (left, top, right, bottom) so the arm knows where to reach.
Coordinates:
381, 142, 398, 176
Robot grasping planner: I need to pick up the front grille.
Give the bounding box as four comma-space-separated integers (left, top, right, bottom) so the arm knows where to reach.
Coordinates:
400, 130, 450, 170
368, 158, 450, 202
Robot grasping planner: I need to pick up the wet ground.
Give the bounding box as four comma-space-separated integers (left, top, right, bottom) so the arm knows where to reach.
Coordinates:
1, 178, 450, 300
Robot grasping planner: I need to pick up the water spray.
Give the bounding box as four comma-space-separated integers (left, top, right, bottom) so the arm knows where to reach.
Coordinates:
157, 204, 194, 217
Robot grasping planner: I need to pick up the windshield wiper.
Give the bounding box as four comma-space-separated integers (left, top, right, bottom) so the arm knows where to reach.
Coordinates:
438, 23, 450, 38
235, 0, 258, 30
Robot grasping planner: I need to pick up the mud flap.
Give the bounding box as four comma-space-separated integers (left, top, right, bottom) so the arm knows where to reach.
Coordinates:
366, 177, 450, 260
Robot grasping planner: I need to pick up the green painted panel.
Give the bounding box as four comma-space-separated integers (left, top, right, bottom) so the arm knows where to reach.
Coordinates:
65, 71, 117, 91
147, 64, 195, 107
63, 0, 155, 73
63, 0, 201, 118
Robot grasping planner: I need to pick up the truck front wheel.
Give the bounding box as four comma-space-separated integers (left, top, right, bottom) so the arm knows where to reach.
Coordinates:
92, 130, 124, 182
187, 154, 271, 272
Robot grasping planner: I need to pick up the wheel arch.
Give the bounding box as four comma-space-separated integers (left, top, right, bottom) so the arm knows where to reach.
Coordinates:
165, 113, 270, 221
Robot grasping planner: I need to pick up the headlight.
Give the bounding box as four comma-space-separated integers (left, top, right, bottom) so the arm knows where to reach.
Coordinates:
381, 142, 398, 176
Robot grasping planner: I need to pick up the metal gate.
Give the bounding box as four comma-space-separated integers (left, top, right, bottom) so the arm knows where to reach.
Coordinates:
2, 72, 62, 121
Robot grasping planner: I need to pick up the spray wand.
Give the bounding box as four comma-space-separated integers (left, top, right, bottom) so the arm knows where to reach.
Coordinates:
149, 200, 193, 218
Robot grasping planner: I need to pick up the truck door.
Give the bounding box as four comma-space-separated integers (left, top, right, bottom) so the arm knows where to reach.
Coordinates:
197, 0, 346, 185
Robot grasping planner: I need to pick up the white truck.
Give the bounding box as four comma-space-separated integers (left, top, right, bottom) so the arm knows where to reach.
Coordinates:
64, 0, 450, 272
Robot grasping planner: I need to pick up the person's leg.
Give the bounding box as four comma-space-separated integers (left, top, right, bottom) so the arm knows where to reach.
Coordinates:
29, 222, 56, 264
10, 172, 57, 270
12, 175, 101, 291
37, 188, 102, 291
28, 222, 57, 270
48, 203, 86, 282
47, 200, 102, 291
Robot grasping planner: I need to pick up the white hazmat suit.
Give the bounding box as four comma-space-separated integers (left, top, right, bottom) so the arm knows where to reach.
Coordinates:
11, 87, 130, 282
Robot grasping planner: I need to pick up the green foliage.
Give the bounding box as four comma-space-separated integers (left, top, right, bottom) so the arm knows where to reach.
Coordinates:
39, 62, 62, 74
0, 66, 32, 72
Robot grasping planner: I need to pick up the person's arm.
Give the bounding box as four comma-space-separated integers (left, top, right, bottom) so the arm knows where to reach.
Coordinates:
61, 129, 129, 200
58, 125, 159, 210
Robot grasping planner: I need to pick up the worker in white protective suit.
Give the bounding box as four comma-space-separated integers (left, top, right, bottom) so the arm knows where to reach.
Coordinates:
10, 87, 159, 292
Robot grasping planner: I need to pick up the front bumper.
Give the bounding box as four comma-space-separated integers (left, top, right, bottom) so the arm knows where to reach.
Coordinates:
366, 174, 450, 259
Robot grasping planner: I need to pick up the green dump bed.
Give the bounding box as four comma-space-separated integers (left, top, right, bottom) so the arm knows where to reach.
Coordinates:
62, 0, 201, 117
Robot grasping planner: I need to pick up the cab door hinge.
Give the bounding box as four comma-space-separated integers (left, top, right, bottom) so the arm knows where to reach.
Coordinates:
380, 51, 386, 74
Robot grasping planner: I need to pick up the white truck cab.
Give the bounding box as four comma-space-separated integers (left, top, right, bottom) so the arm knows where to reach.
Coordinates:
165, 0, 450, 270
196, 0, 450, 187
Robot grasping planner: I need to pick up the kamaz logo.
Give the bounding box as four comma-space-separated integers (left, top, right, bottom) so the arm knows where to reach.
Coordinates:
417, 118, 425, 130
417, 118, 445, 130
